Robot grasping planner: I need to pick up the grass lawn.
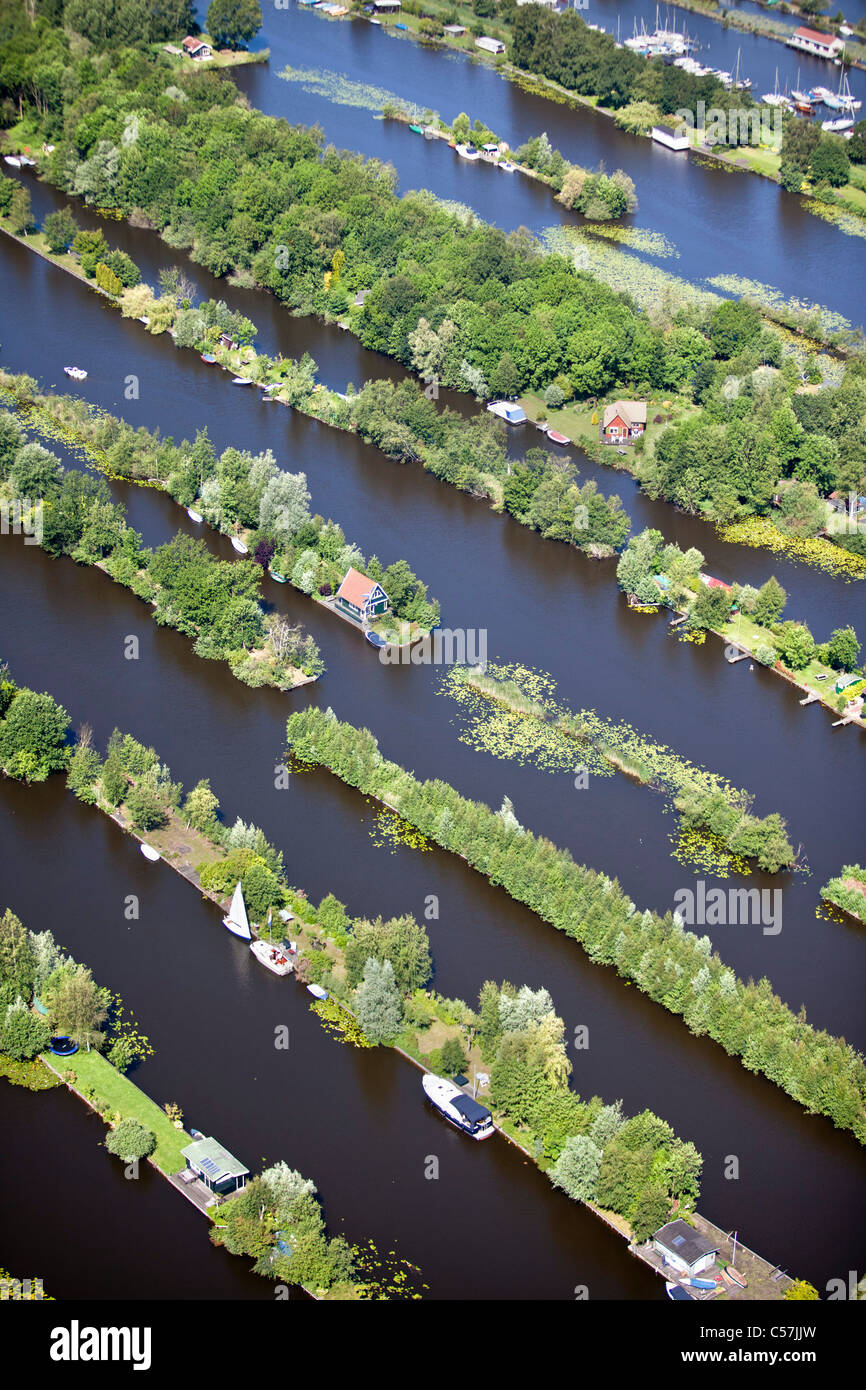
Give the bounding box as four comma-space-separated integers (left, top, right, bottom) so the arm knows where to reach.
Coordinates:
717, 611, 847, 704
517, 392, 697, 457
52, 1047, 191, 1176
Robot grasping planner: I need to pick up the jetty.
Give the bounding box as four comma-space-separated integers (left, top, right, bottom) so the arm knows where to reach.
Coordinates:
631, 1214, 793, 1301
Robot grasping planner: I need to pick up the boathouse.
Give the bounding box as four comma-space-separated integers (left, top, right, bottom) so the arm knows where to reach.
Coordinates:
653, 1219, 719, 1277
601, 401, 647, 442
182, 36, 212, 59
787, 27, 844, 61
180, 1137, 249, 1195
335, 567, 390, 623
443, 23, 467, 35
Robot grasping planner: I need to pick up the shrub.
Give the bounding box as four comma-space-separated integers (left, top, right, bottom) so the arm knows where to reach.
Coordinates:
105, 1118, 156, 1162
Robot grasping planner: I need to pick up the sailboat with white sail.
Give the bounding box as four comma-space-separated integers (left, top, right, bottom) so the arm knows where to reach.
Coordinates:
223, 882, 252, 939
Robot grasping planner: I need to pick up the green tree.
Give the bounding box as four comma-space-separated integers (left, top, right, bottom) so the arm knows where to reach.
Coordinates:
125, 783, 169, 832
105, 1118, 156, 1162
440, 1036, 466, 1075
550, 1135, 603, 1203
752, 576, 787, 627
183, 778, 220, 834
66, 734, 102, 803
828, 627, 860, 672
316, 894, 350, 937
0, 690, 70, 781
353, 958, 402, 1044
206, 0, 262, 48
100, 751, 128, 807
9, 442, 63, 499
774, 623, 815, 671
43, 207, 79, 254
49, 965, 107, 1051
8, 183, 33, 234
630, 1185, 672, 1243
1, 998, 50, 1060
0, 909, 36, 1007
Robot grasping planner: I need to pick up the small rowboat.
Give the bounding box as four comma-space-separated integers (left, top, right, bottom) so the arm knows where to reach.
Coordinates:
140, 843, 161, 861
186, 508, 203, 523
200, 353, 217, 364
231, 536, 249, 555
409, 124, 423, 134
498, 160, 517, 173
546, 429, 571, 446
365, 630, 388, 648
232, 376, 253, 385
307, 983, 329, 1001
4, 155, 22, 168
270, 570, 287, 583
723, 1266, 748, 1288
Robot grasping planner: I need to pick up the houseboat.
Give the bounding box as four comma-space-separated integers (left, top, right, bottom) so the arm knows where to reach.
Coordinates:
422, 1073, 495, 1139
651, 125, 689, 152
487, 400, 527, 424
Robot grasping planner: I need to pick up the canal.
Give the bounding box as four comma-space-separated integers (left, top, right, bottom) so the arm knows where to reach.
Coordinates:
230, 3, 865, 327
1, 239, 865, 1294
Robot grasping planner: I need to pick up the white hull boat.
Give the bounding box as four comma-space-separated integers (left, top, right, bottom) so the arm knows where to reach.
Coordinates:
64, 366, 88, 380
250, 939, 293, 975
186, 508, 203, 523
422, 1073, 494, 1139
223, 882, 253, 940
230, 536, 249, 554
140, 843, 160, 861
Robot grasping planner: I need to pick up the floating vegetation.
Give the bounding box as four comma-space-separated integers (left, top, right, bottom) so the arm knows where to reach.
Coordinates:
311, 998, 373, 1047
678, 627, 706, 645
717, 516, 866, 581
279, 65, 429, 122
542, 226, 719, 317
368, 807, 432, 853
352, 1238, 427, 1301
583, 225, 679, 259
803, 200, 866, 243
669, 827, 751, 879
440, 664, 800, 874
705, 274, 855, 341
443, 661, 747, 806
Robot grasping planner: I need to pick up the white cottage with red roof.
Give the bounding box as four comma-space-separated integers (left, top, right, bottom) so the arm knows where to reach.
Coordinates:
335, 567, 389, 623
787, 26, 844, 60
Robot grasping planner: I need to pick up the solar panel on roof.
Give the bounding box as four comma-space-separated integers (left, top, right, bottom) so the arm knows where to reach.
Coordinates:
198, 1156, 222, 1177
672, 1235, 685, 1247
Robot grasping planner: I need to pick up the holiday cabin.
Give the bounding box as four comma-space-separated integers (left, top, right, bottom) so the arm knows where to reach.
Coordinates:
335, 567, 390, 623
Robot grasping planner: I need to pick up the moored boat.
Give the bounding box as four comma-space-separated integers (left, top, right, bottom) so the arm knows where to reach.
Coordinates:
455, 143, 480, 160
546, 429, 571, 446
498, 160, 516, 173
421, 1073, 494, 1139
665, 1281, 694, 1300
63, 366, 88, 380
140, 843, 161, 862
250, 939, 293, 976
365, 629, 387, 648
487, 400, 527, 424
230, 535, 249, 554
186, 508, 203, 523
223, 882, 252, 940
200, 352, 217, 363
822, 116, 854, 132
3, 155, 22, 168
307, 983, 328, 1000
269, 569, 287, 583
232, 376, 253, 385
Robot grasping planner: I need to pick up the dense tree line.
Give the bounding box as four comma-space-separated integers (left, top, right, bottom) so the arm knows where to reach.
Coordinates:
285, 706, 866, 1142
0, 411, 323, 682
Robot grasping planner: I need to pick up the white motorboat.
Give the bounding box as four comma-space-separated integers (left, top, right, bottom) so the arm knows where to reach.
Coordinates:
250, 939, 293, 975
140, 843, 160, 861
230, 535, 249, 554
422, 1073, 494, 1139
186, 508, 203, 523
223, 882, 252, 940
64, 366, 88, 380
455, 144, 480, 160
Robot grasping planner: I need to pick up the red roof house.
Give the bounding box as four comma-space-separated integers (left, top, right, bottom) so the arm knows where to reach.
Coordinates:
334, 568, 389, 623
